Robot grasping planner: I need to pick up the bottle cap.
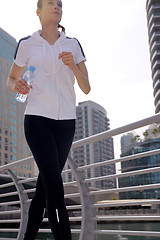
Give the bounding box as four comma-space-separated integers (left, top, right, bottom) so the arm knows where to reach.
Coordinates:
29, 66, 35, 72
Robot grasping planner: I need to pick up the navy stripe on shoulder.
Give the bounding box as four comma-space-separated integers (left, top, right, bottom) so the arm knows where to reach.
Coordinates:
14, 36, 31, 60
73, 38, 86, 58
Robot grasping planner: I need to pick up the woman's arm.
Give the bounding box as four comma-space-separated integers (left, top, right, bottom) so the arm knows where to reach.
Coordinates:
59, 52, 91, 94
7, 63, 30, 94
72, 61, 90, 94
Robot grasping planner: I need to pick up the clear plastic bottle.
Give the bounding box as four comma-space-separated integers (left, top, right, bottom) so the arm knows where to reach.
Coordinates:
16, 66, 35, 103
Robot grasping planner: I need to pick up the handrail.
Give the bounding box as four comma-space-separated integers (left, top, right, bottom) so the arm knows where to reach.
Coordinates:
83, 166, 160, 183
77, 148, 160, 170
87, 183, 160, 196
72, 113, 160, 149
91, 199, 160, 208
92, 230, 160, 237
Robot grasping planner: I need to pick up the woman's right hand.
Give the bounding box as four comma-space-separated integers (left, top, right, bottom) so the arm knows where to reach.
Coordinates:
7, 63, 27, 94
14, 78, 30, 95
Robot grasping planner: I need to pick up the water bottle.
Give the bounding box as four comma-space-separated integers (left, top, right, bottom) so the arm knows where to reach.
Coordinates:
16, 66, 35, 103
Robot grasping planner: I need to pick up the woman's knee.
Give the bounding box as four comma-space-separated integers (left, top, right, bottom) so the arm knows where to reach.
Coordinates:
41, 172, 64, 197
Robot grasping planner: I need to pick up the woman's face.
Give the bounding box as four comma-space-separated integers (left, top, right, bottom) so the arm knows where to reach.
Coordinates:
38, 0, 62, 25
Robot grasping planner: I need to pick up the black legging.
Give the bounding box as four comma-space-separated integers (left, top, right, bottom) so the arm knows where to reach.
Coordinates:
23, 115, 75, 240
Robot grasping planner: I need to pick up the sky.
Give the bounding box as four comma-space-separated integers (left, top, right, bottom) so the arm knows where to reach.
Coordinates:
0, 0, 155, 157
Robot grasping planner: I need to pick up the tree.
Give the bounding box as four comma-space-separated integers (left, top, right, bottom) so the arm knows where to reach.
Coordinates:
131, 136, 137, 143
131, 135, 141, 143
135, 135, 141, 142
143, 130, 149, 141
152, 128, 158, 138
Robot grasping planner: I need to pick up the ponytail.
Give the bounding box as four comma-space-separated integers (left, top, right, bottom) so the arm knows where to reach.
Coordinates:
58, 24, 65, 34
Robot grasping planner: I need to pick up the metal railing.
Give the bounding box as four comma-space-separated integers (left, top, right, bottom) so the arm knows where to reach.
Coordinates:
0, 113, 160, 239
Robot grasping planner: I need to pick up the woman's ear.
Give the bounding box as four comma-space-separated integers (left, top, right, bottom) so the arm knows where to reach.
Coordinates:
36, 9, 40, 17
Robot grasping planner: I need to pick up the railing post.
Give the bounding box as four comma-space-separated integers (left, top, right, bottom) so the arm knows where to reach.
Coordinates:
6, 169, 29, 240
68, 156, 97, 240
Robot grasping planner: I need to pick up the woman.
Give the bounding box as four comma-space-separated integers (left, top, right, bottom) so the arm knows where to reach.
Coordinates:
7, 0, 90, 239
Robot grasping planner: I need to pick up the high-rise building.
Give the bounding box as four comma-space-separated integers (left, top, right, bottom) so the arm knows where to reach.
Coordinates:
0, 27, 35, 177
64, 100, 116, 189
146, 0, 160, 113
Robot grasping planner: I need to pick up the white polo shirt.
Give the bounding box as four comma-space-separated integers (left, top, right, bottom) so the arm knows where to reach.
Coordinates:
14, 30, 86, 120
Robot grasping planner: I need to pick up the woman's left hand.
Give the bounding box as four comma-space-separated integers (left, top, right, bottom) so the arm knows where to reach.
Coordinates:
59, 52, 76, 71
59, 52, 91, 95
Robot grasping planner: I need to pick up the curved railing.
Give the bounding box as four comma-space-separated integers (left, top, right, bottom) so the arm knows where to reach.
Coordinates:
0, 113, 160, 239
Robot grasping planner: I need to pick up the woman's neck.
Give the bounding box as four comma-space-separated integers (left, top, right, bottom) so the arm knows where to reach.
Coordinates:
40, 23, 60, 45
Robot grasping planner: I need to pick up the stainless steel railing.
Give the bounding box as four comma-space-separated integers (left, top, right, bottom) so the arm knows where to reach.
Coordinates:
0, 113, 160, 239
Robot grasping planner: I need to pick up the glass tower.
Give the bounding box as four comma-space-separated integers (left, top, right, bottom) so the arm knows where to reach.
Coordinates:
119, 135, 160, 199
0, 27, 34, 178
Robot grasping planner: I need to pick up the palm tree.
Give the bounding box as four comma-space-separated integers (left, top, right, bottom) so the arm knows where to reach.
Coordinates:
152, 128, 158, 138
135, 135, 141, 142
131, 136, 137, 143
143, 130, 149, 141
131, 135, 141, 143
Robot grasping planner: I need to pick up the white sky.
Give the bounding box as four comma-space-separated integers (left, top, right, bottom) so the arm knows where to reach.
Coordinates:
0, 0, 155, 157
